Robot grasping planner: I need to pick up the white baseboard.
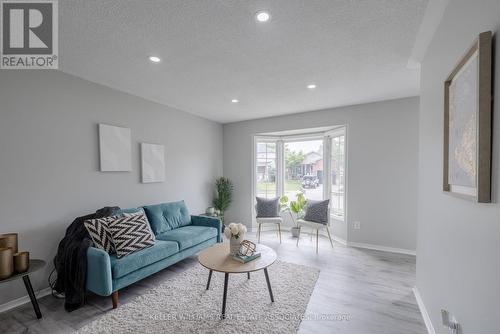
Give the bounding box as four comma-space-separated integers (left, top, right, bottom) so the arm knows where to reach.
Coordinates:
413, 287, 435, 334
331, 235, 347, 246
0, 287, 52, 314
347, 241, 416, 256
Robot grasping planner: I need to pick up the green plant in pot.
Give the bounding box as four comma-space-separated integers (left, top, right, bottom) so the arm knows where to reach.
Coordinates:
213, 177, 233, 224
280, 192, 307, 237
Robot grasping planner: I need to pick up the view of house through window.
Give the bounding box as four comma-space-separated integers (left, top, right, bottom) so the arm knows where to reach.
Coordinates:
255, 127, 346, 221
284, 140, 324, 201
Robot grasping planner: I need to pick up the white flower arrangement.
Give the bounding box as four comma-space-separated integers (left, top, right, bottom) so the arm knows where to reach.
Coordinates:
224, 222, 247, 239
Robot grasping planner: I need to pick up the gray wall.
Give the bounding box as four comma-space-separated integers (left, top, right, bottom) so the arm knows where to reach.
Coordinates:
0, 71, 223, 305
223, 97, 419, 251
416, 0, 500, 333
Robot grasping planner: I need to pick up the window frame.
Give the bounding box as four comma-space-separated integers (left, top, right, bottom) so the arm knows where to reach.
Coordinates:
325, 127, 347, 222
254, 137, 280, 199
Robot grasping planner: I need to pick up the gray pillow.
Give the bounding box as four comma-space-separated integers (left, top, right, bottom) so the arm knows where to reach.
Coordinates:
304, 199, 330, 224
255, 197, 280, 218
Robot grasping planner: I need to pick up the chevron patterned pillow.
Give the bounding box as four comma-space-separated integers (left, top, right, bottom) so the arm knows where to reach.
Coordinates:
123, 209, 156, 241
84, 215, 120, 254
108, 213, 155, 258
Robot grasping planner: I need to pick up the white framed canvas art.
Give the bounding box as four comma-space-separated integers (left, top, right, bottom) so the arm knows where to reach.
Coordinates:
141, 143, 165, 183
99, 124, 132, 172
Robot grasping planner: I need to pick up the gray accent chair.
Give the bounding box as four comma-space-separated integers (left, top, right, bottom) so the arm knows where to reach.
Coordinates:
296, 203, 333, 253
255, 204, 282, 243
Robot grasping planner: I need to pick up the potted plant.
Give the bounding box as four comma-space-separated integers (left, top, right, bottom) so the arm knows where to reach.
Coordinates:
213, 177, 233, 224
280, 192, 307, 237
224, 223, 247, 255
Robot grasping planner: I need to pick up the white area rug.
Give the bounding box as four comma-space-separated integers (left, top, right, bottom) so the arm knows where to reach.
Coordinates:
77, 261, 319, 334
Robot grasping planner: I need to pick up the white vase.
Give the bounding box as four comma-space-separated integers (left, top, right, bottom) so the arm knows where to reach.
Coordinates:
229, 237, 242, 255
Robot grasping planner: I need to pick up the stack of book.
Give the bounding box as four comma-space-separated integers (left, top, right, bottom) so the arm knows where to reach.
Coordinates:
232, 252, 261, 263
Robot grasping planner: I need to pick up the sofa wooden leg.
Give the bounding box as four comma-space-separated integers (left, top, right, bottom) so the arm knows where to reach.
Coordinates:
111, 291, 119, 309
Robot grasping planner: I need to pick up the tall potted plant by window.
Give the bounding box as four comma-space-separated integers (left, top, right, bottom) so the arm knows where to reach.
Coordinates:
213, 177, 233, 224
280, 192, 307, 237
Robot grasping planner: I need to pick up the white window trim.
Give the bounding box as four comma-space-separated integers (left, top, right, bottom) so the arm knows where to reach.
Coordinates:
253, 136, 279, 196
325, 126, 348, 223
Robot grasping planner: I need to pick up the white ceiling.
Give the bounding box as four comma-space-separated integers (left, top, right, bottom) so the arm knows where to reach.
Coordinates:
59, 0, 428, 123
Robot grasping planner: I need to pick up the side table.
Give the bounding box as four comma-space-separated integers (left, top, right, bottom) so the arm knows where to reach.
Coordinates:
0, 259, 46, 319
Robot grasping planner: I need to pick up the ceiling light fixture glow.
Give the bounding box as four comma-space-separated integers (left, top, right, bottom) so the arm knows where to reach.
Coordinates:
255, 11, 271, 22
149, 56, 161, 63
231, 99, 239, 103
307, 84, 317, 89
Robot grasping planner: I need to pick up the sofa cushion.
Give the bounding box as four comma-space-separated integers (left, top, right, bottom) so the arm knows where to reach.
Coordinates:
110, 240, 179, 278
156, 225, 218, 251
143, 201, 191, 235
114, 207, 142, 215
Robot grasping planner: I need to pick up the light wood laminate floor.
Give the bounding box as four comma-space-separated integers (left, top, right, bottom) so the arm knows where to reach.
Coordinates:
0, 231, 426, 334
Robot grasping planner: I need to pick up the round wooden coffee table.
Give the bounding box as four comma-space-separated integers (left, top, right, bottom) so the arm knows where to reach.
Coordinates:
198, 243, 277, 319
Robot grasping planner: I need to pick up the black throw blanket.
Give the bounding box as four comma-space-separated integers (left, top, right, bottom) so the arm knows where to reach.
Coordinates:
53, 206, 119, 312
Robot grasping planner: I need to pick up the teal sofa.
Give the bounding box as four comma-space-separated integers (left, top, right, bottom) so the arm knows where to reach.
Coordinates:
85, 200, 221, 308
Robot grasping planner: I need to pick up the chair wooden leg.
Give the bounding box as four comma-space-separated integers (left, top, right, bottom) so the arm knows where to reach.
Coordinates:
326, 226, 334, 248
111, 291, 119, 309
316, 229, 319, 254
296, 226, 301, 246
277, 223, 282, 243
257, 223, 261, 243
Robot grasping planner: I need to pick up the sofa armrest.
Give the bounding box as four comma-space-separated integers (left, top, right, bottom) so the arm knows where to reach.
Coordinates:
191, 215, 222, 242
86, 247, 113, 296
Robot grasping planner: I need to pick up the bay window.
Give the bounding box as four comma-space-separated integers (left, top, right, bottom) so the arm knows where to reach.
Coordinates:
254, 127, 346, 222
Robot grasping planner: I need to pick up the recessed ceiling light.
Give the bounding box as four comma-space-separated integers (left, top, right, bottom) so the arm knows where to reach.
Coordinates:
149, 56, 161, 63
231, 99, 239, 103
255, 11, 271, 22
307, 84, 317, 89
